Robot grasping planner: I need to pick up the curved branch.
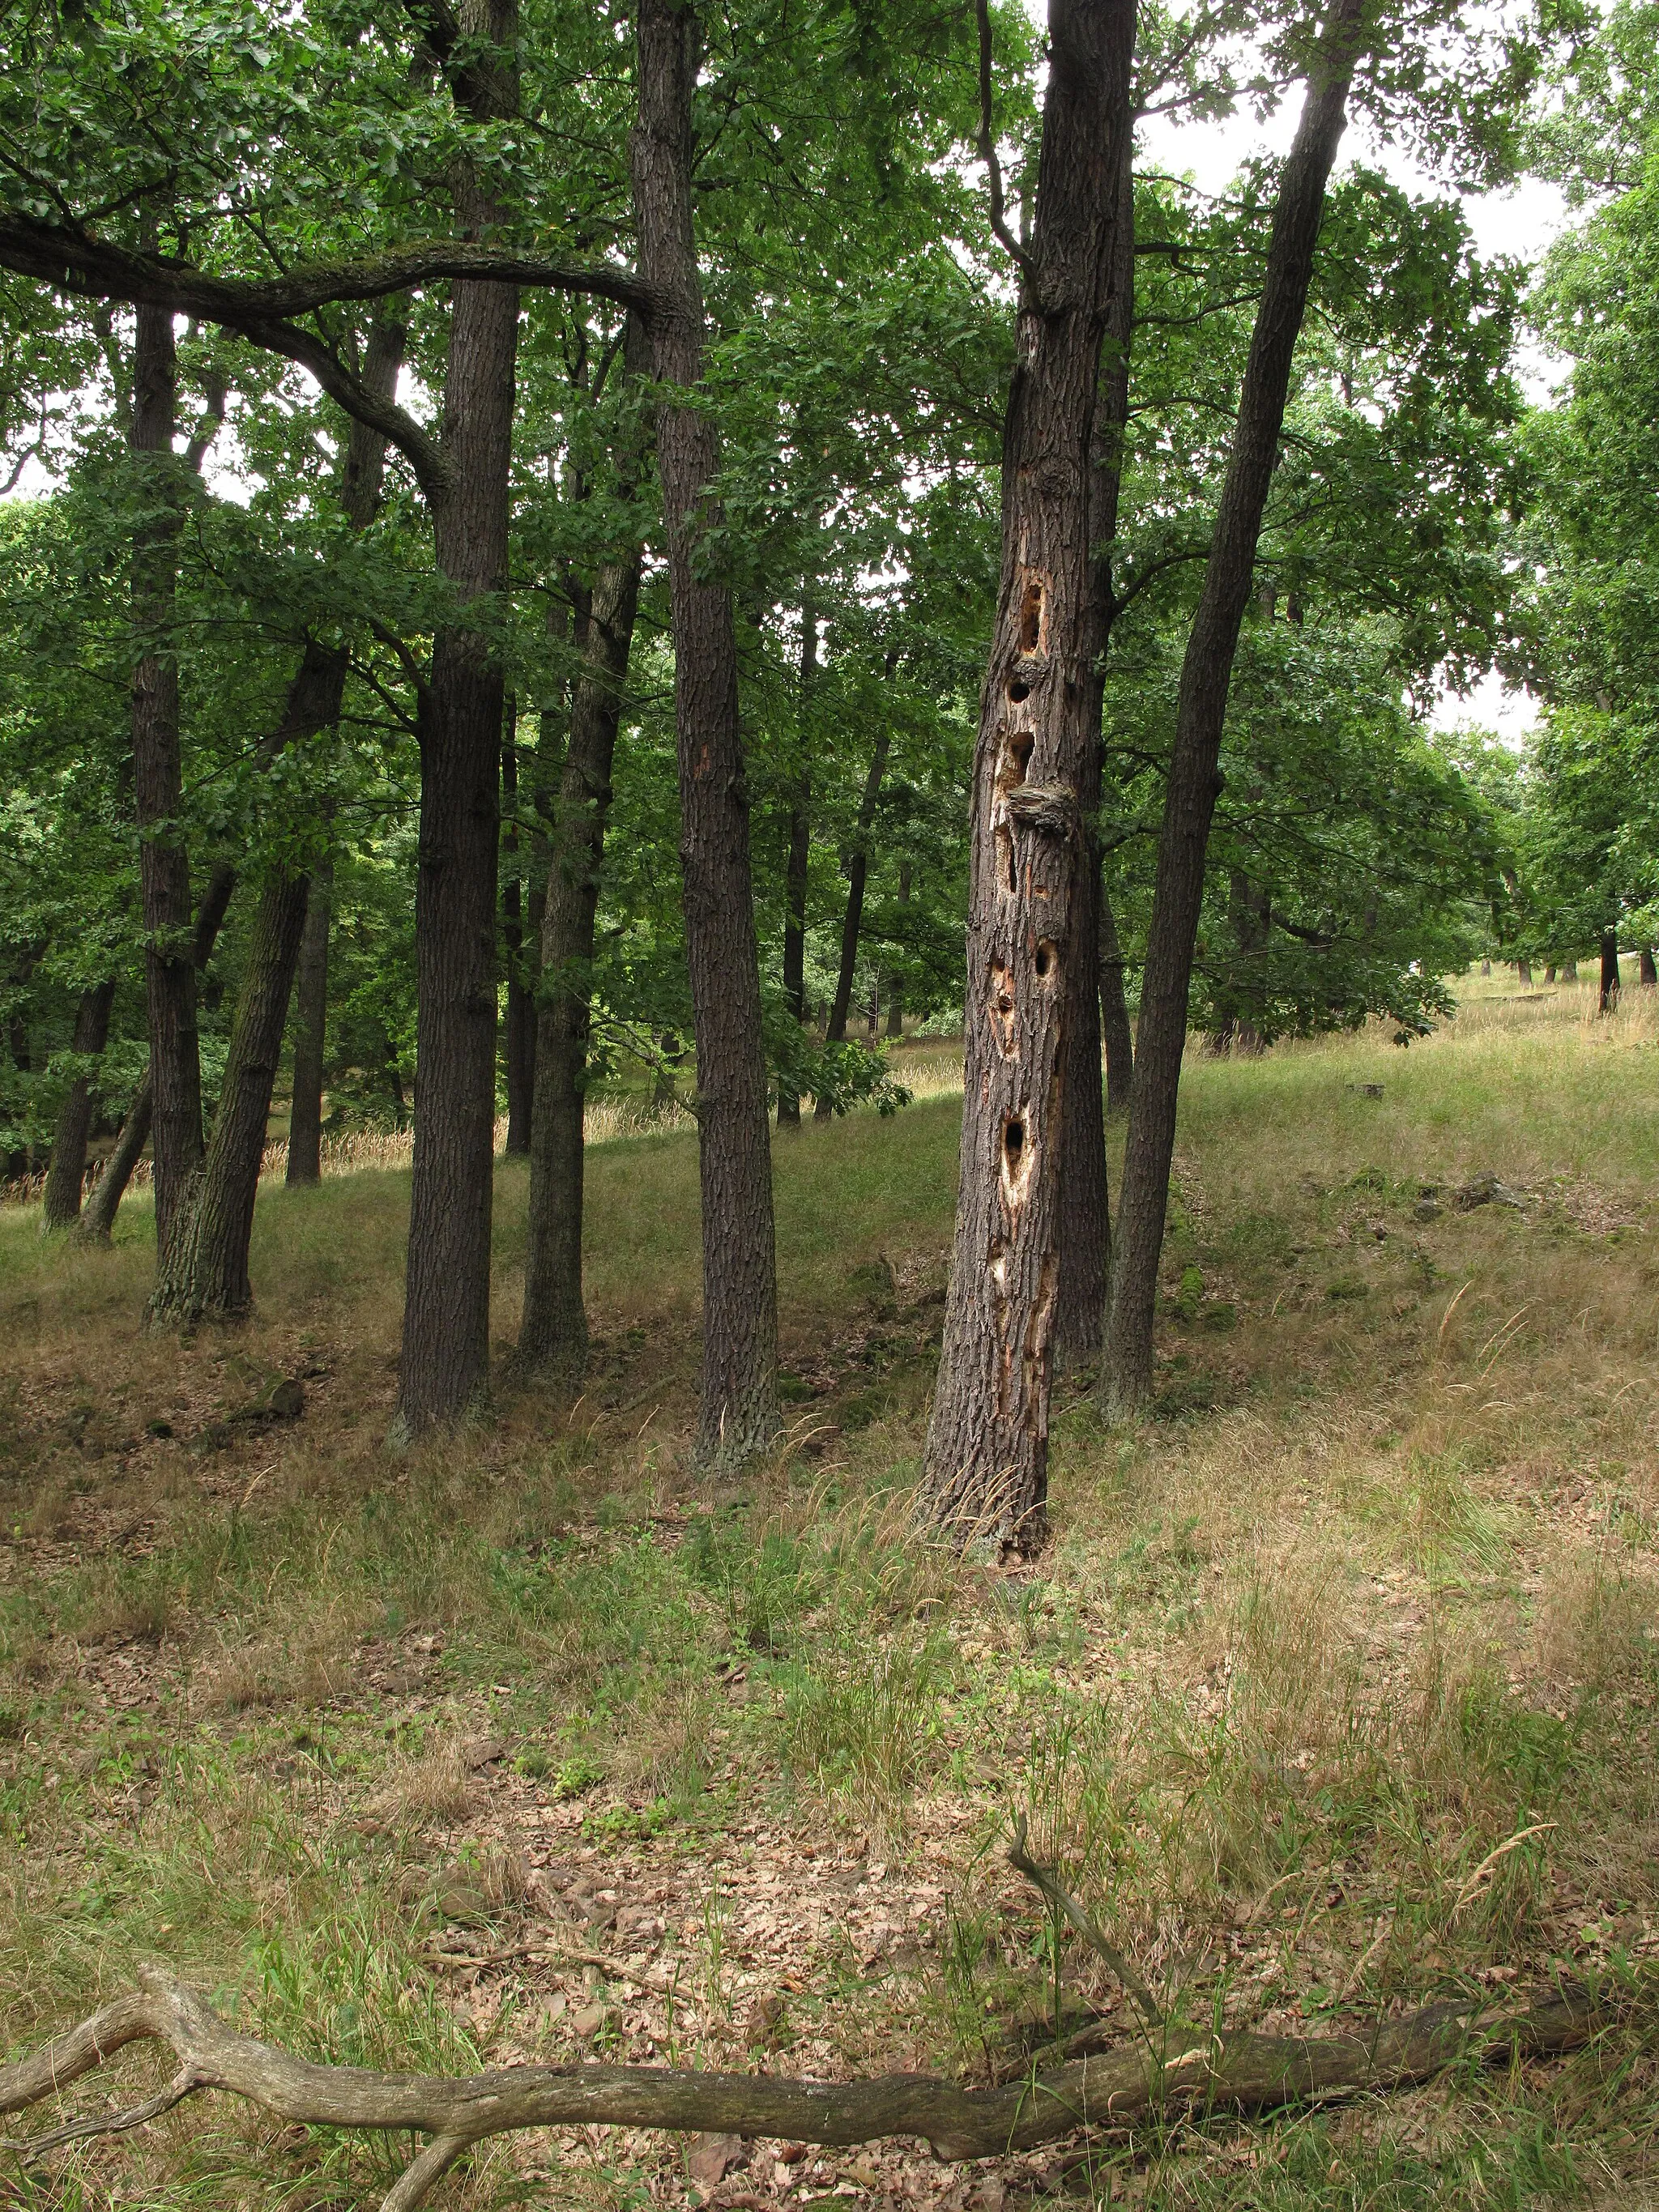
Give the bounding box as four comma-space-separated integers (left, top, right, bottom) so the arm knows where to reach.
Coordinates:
974, 0, 1037, 288
0, 1961, 1627, 2211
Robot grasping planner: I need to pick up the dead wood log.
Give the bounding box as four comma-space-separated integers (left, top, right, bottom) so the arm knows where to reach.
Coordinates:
0, 1963, 1628, 2210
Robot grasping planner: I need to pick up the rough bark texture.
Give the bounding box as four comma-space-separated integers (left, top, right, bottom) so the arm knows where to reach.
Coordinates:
1098, 880, 1134, 1116
394, 0, 521, 1438
78, 863, 237, 1242
501, 729, 535, 1154
919, 0, 1136, 1549
632, 0, 779, 1469
777, 607, 815, 1128
149, 870, 310, 1322
0, 1964, 1619, 2212
1054, 156, 1136, 1370
518, 529, 644, 1379
40, 980, 117, 1231
1600, 926, 1620, 1012
286, 855, 332, 1185
817, 724, 889, 1103
130, 300, 202, 1266
1101, 0, 1367, 1417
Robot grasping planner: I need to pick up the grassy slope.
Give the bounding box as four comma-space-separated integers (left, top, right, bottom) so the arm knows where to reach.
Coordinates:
2, 982, 1658, 2209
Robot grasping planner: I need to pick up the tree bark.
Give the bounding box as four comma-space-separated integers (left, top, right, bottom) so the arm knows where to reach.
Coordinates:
919, 0, 1136, 1548
1100, 0, 1367, 1417
1641, 946, 1656, 987
501, 725, 535, 1155
885, 863, 909, 1038
130, 300, 203, 1267
813, 721, 890, 1116
286, 855, 332, 1185
40, 981, 117, 1231
777, 606, 816, 1128
631, 0, 779, 1469
78, 863, 237, 1243
1600, 925, 1620, 1012
1561, 958, 1576, 983
394, 0, 522, 1439
1098, 880, 1133, 1116
518, 434, 646, 1380
1054, 153, 1136, 1370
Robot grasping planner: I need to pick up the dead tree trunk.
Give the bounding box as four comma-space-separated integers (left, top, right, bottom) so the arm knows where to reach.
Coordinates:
1100, 0, 1367, 1417
40, 981, 117, 1232
518, 475, 646, 1379
1054, 152, 1135, 1370
919, 0, 1136, 1549
286, 855, 332, 1185
631, 0, 779, 1468
394, 0, 522, 1439
813, 719, 890, 1117
1600, 925, 1620, 1012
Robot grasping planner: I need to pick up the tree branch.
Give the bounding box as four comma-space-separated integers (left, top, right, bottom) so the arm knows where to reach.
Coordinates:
974, 0, 1038, 288
0, 1961, 1628, 2208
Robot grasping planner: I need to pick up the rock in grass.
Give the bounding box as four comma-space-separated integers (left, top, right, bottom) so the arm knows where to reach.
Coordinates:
1454, 1173, 1524, 1212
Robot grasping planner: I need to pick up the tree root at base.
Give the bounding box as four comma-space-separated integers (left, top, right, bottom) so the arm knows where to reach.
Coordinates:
0, 1963, 1632, 2210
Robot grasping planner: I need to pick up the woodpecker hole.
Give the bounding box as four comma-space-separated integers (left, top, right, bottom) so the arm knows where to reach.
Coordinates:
1005, 1118, 1025, 1163
1034, 940, 1057, 980
1008, 731, 1034, 783
996, 824, 1017, 895
1018, 580, 1044, 654
1008, 679, 1030, 703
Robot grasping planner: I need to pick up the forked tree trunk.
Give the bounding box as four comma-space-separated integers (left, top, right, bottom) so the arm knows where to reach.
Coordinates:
395, 0, 521, 1439
919, 0, 1136, 1549
148, 322, 403, 1320
501, 724, 535, 1154
814, 721, 889, 1117
149, 871, 310, 1322
632, 0, 779, 1469
1100, 0, 1367, 1417
778, 605, 816, 1129
130, 300, 203, 1267
78, 863, 237, 1242
1054, 155, 1135, 1370
518, 548, 643, 1376
286, 855, 332, 1185
40, 980, 117, 1231
1099, 881, 1134, 1116
1600, 926, 1620, 1012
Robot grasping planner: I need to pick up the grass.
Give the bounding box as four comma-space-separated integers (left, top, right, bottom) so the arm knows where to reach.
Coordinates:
2, 973, 1659, 2208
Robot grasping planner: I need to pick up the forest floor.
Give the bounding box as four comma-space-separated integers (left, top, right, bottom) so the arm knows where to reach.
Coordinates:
4, 976, 1659, 2210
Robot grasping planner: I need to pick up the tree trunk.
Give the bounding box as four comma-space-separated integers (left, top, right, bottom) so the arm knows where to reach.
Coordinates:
130, 299, 203, 1267
919, 0, 1136, 1549
41, 980, 117, 1231
1641, 947, 1656, 987
394, 0, 521, 1440
149, 870, 310, 1323
632, 0, 779, 1470
1099, 880, 1134, 1117
519, 420, 646, 1380
1561, 958, 1576, 983
286, 855, 332, 1185
1100, 0, 1367, 1418
813, 722, 889, 1116
501, 722, 535, 1154
885, 863, 909, 1038
78, 863, 237, 1242
1600, 926, 1620, 1012
777, 607, 816, 1128
1054, 151, 1136, 1370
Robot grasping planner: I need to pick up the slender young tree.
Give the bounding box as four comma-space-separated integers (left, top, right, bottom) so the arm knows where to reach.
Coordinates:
777, 605, 816, 1129
1600, 924, 1620, 1011
814, 721, 890, 1115
501, 728, 535, 1153
631, 0, 780, 1468
39, 980, 117, 1231
919, 0, 1137, 1549
1100, 0, 1370, 1416
286, 855, 333, 1185
1098, 884, 1134, 1115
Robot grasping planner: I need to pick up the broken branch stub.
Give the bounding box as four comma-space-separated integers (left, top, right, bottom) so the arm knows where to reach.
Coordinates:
0, 1963, 1631, 2210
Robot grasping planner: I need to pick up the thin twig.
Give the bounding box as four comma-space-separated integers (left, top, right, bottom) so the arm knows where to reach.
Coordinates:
1007, 1814, 1162, 2027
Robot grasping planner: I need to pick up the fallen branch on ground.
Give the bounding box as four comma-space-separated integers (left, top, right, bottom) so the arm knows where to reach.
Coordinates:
0, 1963, 1631, 2211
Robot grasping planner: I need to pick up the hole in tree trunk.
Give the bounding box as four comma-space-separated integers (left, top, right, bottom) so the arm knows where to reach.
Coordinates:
1018, 581, 1043, 654
1008, 679, 1030, 703
1005, 1118, 1024, 1162
1034, 940, 1057, 980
